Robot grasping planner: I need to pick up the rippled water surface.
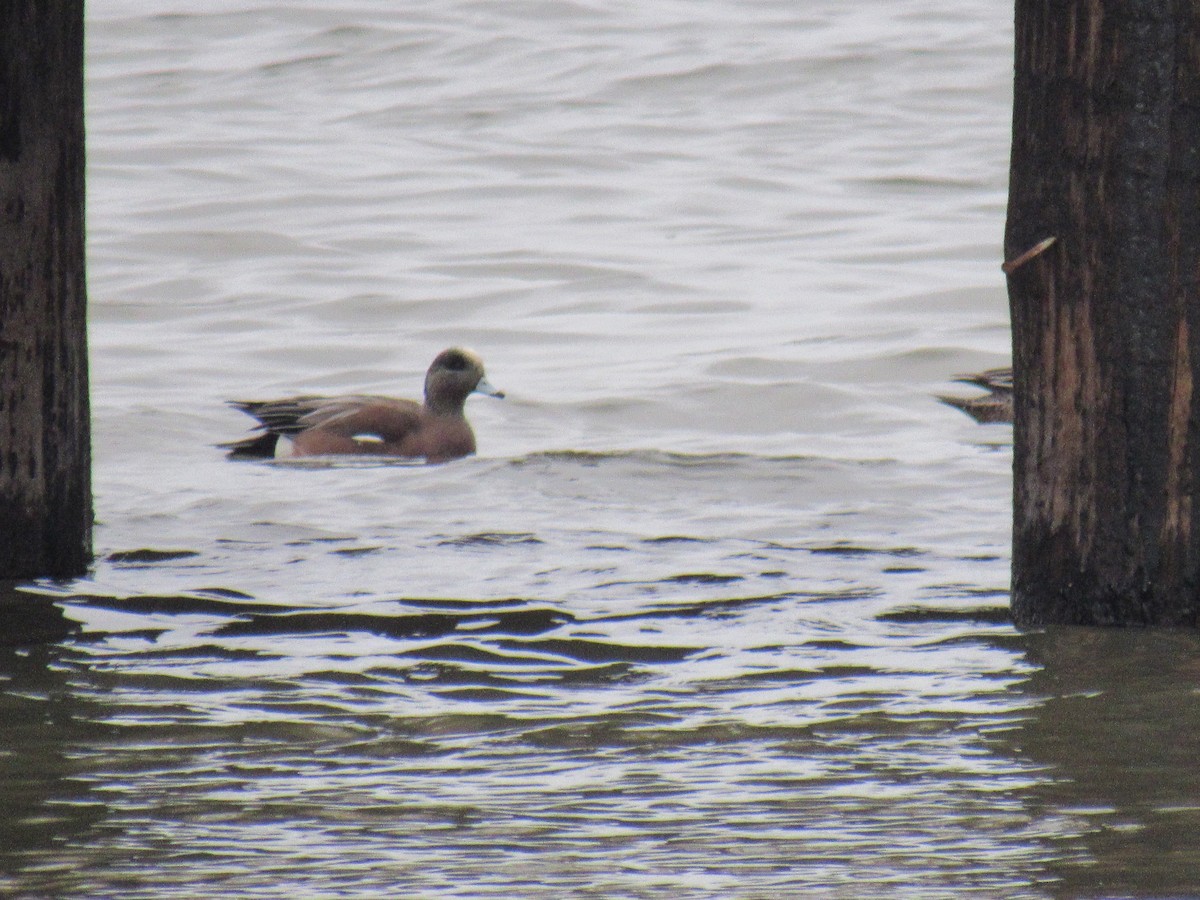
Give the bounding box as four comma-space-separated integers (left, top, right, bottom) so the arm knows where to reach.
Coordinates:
5, 1, 1200, 897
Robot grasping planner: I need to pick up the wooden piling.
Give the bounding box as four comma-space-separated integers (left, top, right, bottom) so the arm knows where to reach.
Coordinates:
1007, 1, 1200, 624
0, 1, 92, 581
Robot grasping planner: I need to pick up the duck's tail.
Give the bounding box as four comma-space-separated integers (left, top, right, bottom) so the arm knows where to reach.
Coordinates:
935, 393, 1012, 424
217, 431, 279, 459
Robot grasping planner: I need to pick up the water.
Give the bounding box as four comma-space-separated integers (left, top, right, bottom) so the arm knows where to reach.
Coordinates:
3, 1, 1199, 897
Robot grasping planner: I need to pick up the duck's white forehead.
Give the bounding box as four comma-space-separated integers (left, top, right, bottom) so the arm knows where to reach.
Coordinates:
442, 347, 483, 366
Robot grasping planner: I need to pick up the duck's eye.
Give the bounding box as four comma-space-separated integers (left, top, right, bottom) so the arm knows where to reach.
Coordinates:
442, 352, 468, 371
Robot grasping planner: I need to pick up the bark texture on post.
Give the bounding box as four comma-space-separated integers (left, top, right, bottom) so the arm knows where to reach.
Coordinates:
1007, 1, 1200, 625
0, 1, 92, 579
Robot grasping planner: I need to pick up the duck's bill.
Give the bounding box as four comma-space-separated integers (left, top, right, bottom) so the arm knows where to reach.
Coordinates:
474, 376, 505, 399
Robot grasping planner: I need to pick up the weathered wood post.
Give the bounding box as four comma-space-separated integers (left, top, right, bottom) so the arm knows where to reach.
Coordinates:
1007, 1, 1200, 625
0, 1, 92, 580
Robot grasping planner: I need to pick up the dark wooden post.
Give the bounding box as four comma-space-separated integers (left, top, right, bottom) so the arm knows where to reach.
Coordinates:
0, 1, 92, 579
1007, 1, 1200, 625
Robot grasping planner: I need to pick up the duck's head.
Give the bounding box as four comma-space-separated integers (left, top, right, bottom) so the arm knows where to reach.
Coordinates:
424, 347, 504, 413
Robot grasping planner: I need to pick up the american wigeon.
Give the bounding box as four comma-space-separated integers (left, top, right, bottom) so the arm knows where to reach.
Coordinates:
937, 367, 1013, 424
222, 347, 504, 462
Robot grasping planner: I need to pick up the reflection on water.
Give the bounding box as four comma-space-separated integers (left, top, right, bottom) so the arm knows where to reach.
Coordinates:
3, 0, 1196, 896
11, 581, 1200, 897
1016, 630, 1200, 898
5, 592, 1037, 898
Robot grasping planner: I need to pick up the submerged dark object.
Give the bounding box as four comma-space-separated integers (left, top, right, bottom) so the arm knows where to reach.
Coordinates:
937, 367, 1013, 424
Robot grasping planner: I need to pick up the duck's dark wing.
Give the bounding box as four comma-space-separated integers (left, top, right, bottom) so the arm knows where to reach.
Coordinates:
937, 367, 1015, 424
953, 367, 1013, 394
228, 395, 414, 434
227, 395, 331, 435
297, 397, 425, 443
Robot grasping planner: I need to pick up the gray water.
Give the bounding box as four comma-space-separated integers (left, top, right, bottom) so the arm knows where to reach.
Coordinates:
3, 1, 1199, 897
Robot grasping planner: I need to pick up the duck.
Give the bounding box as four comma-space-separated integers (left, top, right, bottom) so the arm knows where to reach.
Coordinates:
222, 347, 504, 462
937, 367, 1013, 424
